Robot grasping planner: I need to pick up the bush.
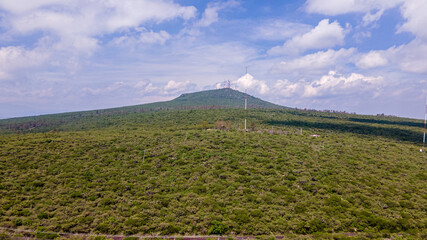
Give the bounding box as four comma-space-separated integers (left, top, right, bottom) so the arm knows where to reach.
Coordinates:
309, 218, 327, 233
233, 209, 250, 224
15, 218, 22, 226
35, 232, 59, 239
37, 211, 50, 219
209, 221, 227, 235
160, 224, 180, 235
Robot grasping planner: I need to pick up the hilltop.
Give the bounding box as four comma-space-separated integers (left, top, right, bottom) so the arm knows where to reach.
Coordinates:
163, 88, 283, 109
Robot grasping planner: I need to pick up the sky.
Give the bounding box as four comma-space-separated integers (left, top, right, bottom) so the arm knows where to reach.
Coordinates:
0, 0, 427, 119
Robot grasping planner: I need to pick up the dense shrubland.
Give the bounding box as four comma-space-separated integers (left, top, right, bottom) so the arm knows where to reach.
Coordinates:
0, 108, 426, 238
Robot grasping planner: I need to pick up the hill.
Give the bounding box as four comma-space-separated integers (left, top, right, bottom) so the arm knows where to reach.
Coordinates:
0, 88, 283, 133
0, 94, 426, 239
104, 88, 284, 115
159, 88, 283, 109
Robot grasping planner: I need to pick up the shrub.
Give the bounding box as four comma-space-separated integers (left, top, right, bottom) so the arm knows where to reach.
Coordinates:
309, 218, 327, 233
209, 221, 227, 235
14, 218, 22, 226
37, 211, 50, 219
160, 224, 180, 235
35, 232, 59, 239
233, 209, 250, 224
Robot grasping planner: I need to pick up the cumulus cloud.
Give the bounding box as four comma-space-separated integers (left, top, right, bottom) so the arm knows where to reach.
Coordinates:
273, 48, 356, 73
1, 0, 196, 52
398, 0, 427, 40
358, 38, 427, 74
232, 73, 269, 94
163, 80, 194, 95
134, 81, 159, 94
268, 19, 346, 55
0, 0, 197, 83
356, 50, 388, 69
197, 0, 239, 27
274, 71, 383, 98
305, 0, 427, 39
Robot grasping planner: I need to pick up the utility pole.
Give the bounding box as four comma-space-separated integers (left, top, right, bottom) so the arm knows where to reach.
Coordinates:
423, 96, 427, 152
244, 67, 247, 140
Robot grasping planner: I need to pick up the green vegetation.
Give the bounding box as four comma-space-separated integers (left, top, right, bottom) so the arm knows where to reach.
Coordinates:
0, 88, 282, 134
0, 91, 426, 238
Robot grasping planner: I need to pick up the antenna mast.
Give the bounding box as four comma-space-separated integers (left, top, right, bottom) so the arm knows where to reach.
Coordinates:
423, 96, 427, 152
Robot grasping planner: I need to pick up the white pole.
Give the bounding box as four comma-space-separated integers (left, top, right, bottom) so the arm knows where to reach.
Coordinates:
245, 97, 247, 130
244, 67, 247, 139
423, 96, 427, 152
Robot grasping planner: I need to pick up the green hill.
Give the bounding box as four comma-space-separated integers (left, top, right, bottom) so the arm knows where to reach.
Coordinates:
0, 91, 426, 239
162, 88, 283, 109
0, 88, 283, 133
110, 88, 283, 113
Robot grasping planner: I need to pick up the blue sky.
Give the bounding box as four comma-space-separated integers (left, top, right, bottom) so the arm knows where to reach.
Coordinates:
0, 0, 426, 119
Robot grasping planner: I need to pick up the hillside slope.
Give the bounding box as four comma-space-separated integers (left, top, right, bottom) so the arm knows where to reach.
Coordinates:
0, 108, 426, 238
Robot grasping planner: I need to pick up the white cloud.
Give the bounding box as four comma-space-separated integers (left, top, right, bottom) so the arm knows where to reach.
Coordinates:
305, 0, 403, 28
353, 31, 372, 42
358, 38, 427, 74
144, 83, 158, 93
252, 20, 312, 41
114, 28, 171, 46
362, 9, 384, 26
1, 0, 196, 52
134, 81, 148, 89
305, 0, 361, 15
0, 0, 64, 14
134, 81, 159, 94
273, 48, 356, 73
197, 0, 239, 27
82, 79, 194, 99
0, 46, 49, 80
305, 0, 427, 39
274, 71, 383, 98
394, 39, 427, 73
139, 30, 170, 45
163, 80, 192, 94
356, 50, 388, 69
305, 0, 402, 16
268, 19, 346, 55
0, 0, 197, 82
274, 79, 303, 98
233, 73, 269, 94
398, 0, 427, 40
